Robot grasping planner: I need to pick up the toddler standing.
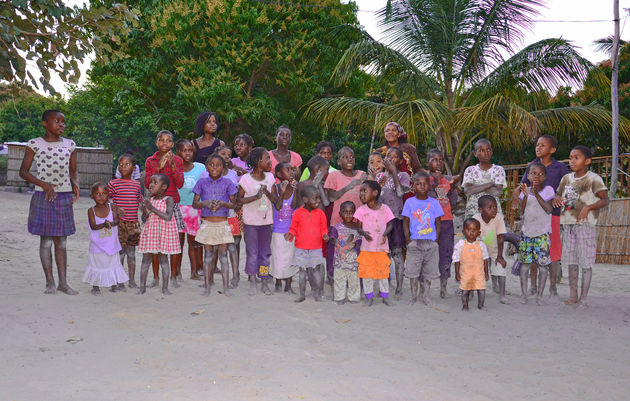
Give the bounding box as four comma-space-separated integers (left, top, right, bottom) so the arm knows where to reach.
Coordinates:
329, 201, 362, 304
453, 219, 490, 310
462, 139, 506, 219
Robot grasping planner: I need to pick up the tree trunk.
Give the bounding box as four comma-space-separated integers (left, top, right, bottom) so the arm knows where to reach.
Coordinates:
611, 0, 620, 198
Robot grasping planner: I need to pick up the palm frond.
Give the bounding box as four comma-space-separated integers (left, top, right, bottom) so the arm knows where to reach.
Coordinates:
593, 36, 628, 55
532, 103, 630, 139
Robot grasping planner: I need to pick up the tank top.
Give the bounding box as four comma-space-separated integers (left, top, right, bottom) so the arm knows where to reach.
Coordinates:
89, 204, 122, 256
192, 137, 221, 164
272, 187, 294, 234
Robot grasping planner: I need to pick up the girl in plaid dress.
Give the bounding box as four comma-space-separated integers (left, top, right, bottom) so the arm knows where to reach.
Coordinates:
137, 174, 181, 295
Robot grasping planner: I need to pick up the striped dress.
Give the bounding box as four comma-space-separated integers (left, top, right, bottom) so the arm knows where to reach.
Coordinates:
137, 197, 181, 254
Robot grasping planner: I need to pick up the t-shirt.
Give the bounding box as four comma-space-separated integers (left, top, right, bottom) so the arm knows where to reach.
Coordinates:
288, 207, 328, 250
429, 175, 456, 221
519, 185, 555, 237
376, 171, 411, 219
557, 171, 607, 226
178, 162, 206, 206
26, 137, 76, 192
473, 212, 507, 259
231, 157, 252, 182
354, 204, 395, 252
452, 239, 489, 263
329, 223, 361, 271
192, 176, 238, 218
462, 164, 506, 217
269, 150, 303, 173
239, 172, 276, 225
108, 178, 143, 221
402, 196, 444, 241
521, 158, 570, 216
324, 170, 365, 226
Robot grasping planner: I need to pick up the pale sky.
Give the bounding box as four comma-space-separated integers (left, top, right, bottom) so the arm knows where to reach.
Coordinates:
48, 0, 630, 95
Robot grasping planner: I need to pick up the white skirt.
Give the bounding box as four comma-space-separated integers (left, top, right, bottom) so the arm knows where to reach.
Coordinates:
82, 252, 129, 287
271, 232, 298, 279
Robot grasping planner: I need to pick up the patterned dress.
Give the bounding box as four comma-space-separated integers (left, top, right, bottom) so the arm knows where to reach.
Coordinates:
138, 197, 181, 254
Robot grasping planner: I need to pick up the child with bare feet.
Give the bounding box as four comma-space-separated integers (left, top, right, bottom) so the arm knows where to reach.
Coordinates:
193, 155, 238, 297
329, 201, 361, 304
402, 172, 443, 306
271, 162, 298, 294
108, 153, 143, 288
237, 147, 277, 295
453, 219, 490, 310
19, 109, 80, 295
376, 147, 410, 298
285, 185, 329, 302
355, 180, 395, 307
426, 149, 459, 299
553, 146, 609, 309
473, 196, 508, 303
82, 182, 129, 295
137, 174, 181, 295
518, 163, 555, 305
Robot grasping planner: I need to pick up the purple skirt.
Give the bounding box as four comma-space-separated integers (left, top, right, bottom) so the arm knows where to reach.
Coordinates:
28, 191, 76, 237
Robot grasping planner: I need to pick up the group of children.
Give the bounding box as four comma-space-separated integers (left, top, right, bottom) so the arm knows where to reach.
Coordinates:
20, 110, 610, 311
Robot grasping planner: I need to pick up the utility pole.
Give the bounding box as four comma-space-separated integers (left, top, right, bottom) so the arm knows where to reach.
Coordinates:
611, 0, 620, 198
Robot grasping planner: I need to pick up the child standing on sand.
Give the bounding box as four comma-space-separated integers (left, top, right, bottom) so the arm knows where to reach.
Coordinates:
553, 146, 609, 309
83, 183, 129, 295
19, 109, 80, 295
271, 162, 298, 293
453, 218, 490, 310
329, 201, 362, 304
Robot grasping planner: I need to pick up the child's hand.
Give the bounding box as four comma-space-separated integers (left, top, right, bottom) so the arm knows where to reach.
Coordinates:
279, 180, 289, 193
406, 236, 412, 246
496, 255, 507, 268
519, 183, 529, 197
104, 220, 112, 229
313, 170, 324, 185
349, 178, 362, 189
383, 159, 397, 174
381, 234, 387, 245
359, 229, 373, 242
552, 195, 564, 209
449, 175, 460, 185
233, 166, 247, 176
42, 182, 57, 202
322, 233, 329, 242
455, 271, 461, 282
577, 205, 590, 223
256, 186, 264, 199
143, 198, 153, 212
346, 234, 355, 244
284, 233, 294, 242
159, 152, 173, 170
485, 271, 490, 281
289, 178, 297, 189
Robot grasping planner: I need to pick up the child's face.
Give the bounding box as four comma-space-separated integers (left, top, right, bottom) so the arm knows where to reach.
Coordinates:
474, 142, 493, 164
149, 176, 166, 196
177, 143, 194, 163
259, 151, 272, 172
385, 149, 402, 168
42, 112, 65, 137
204, 115, 218, 135
313, 163, 330, 181
384, 124, 400, 143
156, 134, 174, 154
206, 157, 224, 179
413, 177, 430, 197
527, 166, 546, 187
303, 192, 321, 210
463, 221, 480, 242
338, 150, 355, 171
234, 138, 251, 158
359, 183, 377, 204
427, 153, 445, 173
91, 186, 109, 205
276, 128, 292, 147
568, 149, 591, 173
479, 200, 498, 220
118, 157, 134, 178
217, 148, 232, 164
339, 205, 355, 224
535, 137, 556, 159
318, 146, 333, 162
276, 165, 293, 181
368, 154, 384, 173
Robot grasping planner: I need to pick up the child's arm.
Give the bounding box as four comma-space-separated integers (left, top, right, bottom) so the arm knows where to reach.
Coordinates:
237, 185, 264, 205
355, 220, 373, 242
284, 210, 300, 242
382, 220, 393, 244
519, 183, 529, 215
192, 193, 207, 210
172, 157, 185, 189
69, 149, 80, 202
454, 262, 461, 282
578, 190, 609, 223
317, 182, 330, 207
464, 181, 497, 196
110, 203, 120, 227
496, 234, 507, 268
327, 177, 362, 202
141, 199, 150, 223
273, 183, 283, 211
147, 197, 175, 221
320, 212, 329, 242
292, 182, 303, 209
19, 147, 56, 201
435, 216, 441, 243
403, 216, 411, 246
484, 258, 489, 281
88, 208, 110, 230
532, 187, 553, 215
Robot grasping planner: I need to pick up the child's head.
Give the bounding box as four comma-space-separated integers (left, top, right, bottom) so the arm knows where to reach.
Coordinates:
527, 162, 547, 188
339, 200, 356, 224
426, 149, 445, 173
214, 146, 232, 166
315, 141, 334, 162
155, 130, 174, 154
412, 171, 431, 198
195, 111, 218, 137
149, 174, 169, 196
206, 154, 226, 179
275, 125, 292, 148
337, 146, 355, 171
117, 153, 136, 179
90, 182, 109, 205
359, 180, 381, 205
307, 155, 330, 180
478, 195, 498, 220
247, 147, 271, 172
368, 152, 384, 173
42, 109, 65, 137
385, 147, 404, 168
473, 138, 493, 164
176, 139, 194, 163
234, 134, 254, 159
301, 185, 321, 210
569, 145, 593, 173
463, 218, 481, 242
535, 135, 558, 159
275, 162, 295, 182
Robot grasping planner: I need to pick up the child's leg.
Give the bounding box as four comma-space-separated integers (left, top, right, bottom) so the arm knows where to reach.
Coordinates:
578, 268, 592, 308
158, 253, 171, 295
379, 278, 391, 306
333, 269, 345, 302
312, 265, 323, 301
536, 264, 549, 305
137, 253, 153, 294
363, 278, 374, 307
295, 268, 307, 302
391, 248, 404, 295
284, 278, 294, 293
217, 244, 232, 296
491, 275, 499, 293
151, 254, 160, 287
39, 236, 56, 294
477, 290, 486, 310
275, 278, 283, 292
498, 276, 508, 304
566, 265, 579, 304
519, 263, 531, 304
421, 241, 439, 306
228, 235, 241, 287
187, 234, 201, 280
437, 220, 454, 298
52, 236, 77, 295
126, 246, 138, 287
202, 245, 216, 296
347, 271, 360, 303
243, 225, 259, 295
91, 286, 101, 296
461, 290, 470, 310
529, 263, 538, 295
409, 277, 419, 304
549, 261, 560, 296
258, 226, 273, 296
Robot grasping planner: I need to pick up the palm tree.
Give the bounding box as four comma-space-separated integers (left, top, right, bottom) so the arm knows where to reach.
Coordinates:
303, 0, 630, 174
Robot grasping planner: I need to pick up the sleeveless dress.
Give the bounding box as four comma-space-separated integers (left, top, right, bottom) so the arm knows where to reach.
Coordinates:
82, 205, 129, 287
138, 198, 181, 254
271, 191, 297, 279
192, 138, 221, 164
458, 240, 487, 291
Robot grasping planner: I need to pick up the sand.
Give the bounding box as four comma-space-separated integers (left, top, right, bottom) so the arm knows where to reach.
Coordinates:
1, 189, 629, 401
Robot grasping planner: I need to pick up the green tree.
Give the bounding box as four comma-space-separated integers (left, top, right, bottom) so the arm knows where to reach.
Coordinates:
0, 84, 63, 142
303, 0, 630, 174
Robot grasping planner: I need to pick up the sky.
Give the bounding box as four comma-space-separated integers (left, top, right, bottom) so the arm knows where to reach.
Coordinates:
48, 0, 630, 96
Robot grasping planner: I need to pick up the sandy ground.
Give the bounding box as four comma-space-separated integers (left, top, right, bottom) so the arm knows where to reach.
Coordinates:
1, 189, 629, 401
